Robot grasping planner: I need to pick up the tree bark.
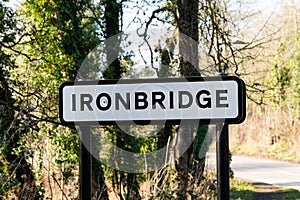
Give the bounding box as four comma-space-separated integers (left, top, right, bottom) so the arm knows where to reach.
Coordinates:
173, 0, 200, 199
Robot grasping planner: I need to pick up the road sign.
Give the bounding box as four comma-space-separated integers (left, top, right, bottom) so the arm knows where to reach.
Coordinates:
59, 76, 246, 126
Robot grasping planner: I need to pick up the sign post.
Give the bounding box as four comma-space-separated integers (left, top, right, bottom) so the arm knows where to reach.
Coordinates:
59, 76, 246, 199
217, 123, 229, 200
79, 126, 92, 200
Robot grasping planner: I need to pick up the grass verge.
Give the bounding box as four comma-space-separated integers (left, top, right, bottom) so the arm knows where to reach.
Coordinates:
230, 179, 300, 200
281, 188, 300, 200
230, 179, 255, 199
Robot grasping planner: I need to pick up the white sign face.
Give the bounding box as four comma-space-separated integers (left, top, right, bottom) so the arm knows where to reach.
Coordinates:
59, 77, 246, 125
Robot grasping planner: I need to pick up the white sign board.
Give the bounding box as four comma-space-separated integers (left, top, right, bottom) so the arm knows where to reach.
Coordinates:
59, 77, 246, 125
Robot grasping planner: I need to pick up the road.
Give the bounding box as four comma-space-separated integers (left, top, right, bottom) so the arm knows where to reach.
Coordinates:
205, 153, 300, 191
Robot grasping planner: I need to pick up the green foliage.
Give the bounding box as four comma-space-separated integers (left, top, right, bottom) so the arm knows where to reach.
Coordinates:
282, 188, 300, 199
267, 34, 300, 120
193, 125, 208, 161
269, 41, 292, 106
230, 179, 256, 200
0, 0, 101, 197
289, 34, 300, 113
0, 1, 33, 198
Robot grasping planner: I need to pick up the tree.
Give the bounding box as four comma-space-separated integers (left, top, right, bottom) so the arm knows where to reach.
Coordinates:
6, 0, 101, 198
140, 0, 249, 198
169, 0, 238, 198
101, 1, 142, 199
172, 0, 201, 198
0, 1, 41, 198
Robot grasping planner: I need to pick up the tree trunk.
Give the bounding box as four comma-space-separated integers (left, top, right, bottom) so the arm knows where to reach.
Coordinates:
173, 0, 200, 198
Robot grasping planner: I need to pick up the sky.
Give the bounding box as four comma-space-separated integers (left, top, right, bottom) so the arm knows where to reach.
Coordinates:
4, 0, 291, 17
3, 0, 22, 9
4, 0, 299, 46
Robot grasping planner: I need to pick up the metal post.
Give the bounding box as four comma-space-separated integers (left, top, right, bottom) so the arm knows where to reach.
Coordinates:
79, 126, 92, 200
217, 124, 229, 200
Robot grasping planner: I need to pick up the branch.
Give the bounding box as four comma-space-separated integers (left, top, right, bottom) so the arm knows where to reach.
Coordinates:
136, 6, 176, 76
2, 43, 51, 63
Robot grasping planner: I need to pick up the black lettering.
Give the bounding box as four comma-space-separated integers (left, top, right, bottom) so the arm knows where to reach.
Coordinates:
72, 94, 76, 111
116, 93, 130, 110
152, 92, 166, 109
196, 90, 211, 108
216, 90, 229, 108
80, 94, 93, 111
135, 92, 148, 109
170, 91, 174, 109
96, 93, 111, 111
179, 91, 192, 109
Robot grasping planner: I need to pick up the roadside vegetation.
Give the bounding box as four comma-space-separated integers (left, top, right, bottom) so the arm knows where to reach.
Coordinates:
230, 179, 300, 200
229, 1, 300, 164
230, 179, 256, 200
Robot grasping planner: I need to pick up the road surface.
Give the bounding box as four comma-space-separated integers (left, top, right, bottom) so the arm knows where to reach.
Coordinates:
205, 153, 300, 191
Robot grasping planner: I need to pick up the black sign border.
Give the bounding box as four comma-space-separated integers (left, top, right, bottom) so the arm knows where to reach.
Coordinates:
59, 76, 246, 126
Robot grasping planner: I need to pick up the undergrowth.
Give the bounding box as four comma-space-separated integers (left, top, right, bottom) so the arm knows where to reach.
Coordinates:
230, 104, 300, 163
